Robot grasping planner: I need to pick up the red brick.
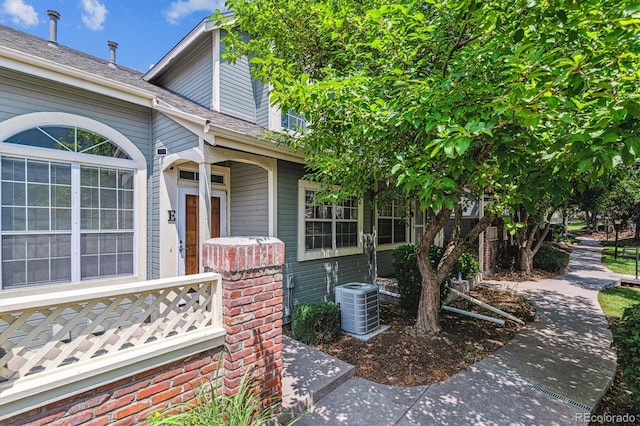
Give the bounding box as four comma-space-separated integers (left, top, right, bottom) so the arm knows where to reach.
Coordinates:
109, 417, 136, 426
152, 366, 183, 383
172, 370, 199, 386
254, 292, 274, 302
84, 417, 110, 426
226, 330, 253, 344
242, 302, 264, 313
151, 387, 182, 404
95, 377, 132, 393
136, 381, 170, 400
136, 402, 169, 424
50, 410, 93, 426
255, 307, 275, 319
68, 394, 111, 414
243, 318, 265, 329
256, 275, 274, 285
225, 346, 253, 362
114, 401, 149, 420
19, 410, 66, 426
112, 379, 151, 399
242, 286, 263, 296
95, 395, 134, 416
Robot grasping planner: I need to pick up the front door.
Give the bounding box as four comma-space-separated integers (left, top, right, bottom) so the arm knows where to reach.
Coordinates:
178, 188, 227, 275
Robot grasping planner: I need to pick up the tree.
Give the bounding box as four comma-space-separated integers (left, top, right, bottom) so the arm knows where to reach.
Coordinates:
604, 162, 640, 241
217, 0, 640, 334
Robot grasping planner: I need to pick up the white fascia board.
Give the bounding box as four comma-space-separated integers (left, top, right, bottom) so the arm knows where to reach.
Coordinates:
143, 19, 217, 81
0, 46, 156, 108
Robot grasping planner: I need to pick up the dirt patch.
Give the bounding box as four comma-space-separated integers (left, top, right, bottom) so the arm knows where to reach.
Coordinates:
308, 286, 534, 387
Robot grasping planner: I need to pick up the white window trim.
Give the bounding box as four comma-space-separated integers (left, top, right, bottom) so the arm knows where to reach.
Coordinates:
375, 200, 410, 251
297, 180, 363, 262
0, 112, 148, 289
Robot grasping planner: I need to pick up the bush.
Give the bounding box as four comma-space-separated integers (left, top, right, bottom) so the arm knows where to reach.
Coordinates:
613, 304, 640, 409
533, 244, 570, 272
291, 301, 340, 345
148, 354, 281, 425
392, 244, 478, 316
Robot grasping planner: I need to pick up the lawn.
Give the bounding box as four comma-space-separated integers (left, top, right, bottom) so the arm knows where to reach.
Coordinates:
598, 286, 640, 318
601, 240, 640, 276
567, 220, 586, 232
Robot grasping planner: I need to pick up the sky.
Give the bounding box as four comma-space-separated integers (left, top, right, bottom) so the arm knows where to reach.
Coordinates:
0, 0, 227, 72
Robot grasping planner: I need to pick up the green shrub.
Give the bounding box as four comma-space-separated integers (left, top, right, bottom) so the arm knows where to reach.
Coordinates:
392, 244, 478, 315
291, 302, 340, 345
613, 304, 640, 409
533, 244, 570, 272
148, 354, 281, 425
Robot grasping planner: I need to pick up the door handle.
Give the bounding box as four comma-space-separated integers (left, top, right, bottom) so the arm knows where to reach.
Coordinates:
179, 240, 184, 253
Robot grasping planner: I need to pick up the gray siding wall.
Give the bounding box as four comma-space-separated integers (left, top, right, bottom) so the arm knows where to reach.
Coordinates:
277, 160, 373, 318
150, 113, 199, 278
0, 69, 154, 278
219, 30, 269, 125
156, 35, 213, 109
230, 162, 269, 236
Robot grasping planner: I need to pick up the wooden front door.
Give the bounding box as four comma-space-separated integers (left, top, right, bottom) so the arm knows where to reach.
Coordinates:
184, 195, 223, 275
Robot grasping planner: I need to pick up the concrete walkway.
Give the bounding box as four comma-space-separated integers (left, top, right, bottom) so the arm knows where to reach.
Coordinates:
281, 239, 619, 425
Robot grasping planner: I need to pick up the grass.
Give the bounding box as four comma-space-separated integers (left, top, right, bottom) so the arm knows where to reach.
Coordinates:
567, 220, 586, 232
601, 239, 640, 276
598, 286, 640, 318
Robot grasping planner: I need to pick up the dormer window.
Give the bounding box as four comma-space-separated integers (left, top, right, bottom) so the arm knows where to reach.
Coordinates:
281, 110, 306, 131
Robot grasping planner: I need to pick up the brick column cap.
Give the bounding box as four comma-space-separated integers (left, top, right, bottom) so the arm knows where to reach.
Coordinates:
203, 237, 284, 273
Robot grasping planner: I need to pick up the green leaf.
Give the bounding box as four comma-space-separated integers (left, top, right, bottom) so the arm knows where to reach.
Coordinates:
513, 28, 524, 43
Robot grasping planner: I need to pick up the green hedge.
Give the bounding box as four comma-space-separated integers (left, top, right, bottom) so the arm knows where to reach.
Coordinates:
291, 302, 340, 345
613, 304, 640, 409
392, 244, 479, 316
533, 244, 570, 272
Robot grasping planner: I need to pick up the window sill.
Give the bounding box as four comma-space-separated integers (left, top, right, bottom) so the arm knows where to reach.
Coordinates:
297, 246, 362, 262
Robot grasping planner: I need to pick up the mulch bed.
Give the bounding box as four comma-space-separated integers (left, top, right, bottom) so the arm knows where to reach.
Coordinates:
310, 286, 534, 387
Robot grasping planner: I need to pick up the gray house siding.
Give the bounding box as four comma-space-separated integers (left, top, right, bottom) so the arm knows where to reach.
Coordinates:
277, 160, 372, 319
229, 162, 269, 237
149, 113, 199, 278
155, 35, 213, 109
219, 30, 269, 125
0, 69, 154, 277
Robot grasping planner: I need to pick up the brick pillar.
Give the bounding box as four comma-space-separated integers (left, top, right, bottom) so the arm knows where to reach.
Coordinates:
202, 237, 284, 403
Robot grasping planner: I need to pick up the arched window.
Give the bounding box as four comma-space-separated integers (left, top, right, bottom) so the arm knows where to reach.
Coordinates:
0, 114, 147, 289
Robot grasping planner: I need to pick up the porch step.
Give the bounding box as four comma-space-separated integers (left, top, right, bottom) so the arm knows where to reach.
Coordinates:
279, 336, 355, 422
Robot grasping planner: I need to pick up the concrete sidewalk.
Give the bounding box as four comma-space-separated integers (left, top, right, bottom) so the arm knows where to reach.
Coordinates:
281, 239, 619, 425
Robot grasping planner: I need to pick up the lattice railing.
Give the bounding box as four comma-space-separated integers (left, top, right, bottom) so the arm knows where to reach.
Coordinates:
0, 273, 223, 384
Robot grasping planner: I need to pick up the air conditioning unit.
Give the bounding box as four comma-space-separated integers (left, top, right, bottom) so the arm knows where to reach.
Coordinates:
335, 283, 380, 335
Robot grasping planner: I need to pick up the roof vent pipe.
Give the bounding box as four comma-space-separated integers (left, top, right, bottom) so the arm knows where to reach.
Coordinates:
108, 41, 118, 65
47, 10, 60, 46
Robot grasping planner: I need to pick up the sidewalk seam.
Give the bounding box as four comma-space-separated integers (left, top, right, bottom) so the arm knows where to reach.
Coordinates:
392, 384, 431, 426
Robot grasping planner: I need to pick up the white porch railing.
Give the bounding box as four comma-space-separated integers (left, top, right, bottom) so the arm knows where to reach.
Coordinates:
0, 273, 225, 420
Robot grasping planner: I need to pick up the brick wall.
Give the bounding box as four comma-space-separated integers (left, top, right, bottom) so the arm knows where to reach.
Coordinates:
3, 237, 284, 425
5, 348, 222, 426
202, 236, 284, 403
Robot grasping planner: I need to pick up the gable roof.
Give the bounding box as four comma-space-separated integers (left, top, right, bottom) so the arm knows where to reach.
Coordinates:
0, 23, 271, 143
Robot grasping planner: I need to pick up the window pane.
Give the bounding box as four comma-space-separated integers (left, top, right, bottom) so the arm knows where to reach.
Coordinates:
52, 208, 72, 230
100, 168, 117, 188
119, 190, 134, 210
119, 210, 133, 229
28, 207, 50, 230
2, 182, 25, 205
27, 183, 49, 207
378, 218, 392, 244
2, 207, 26, 231
51, 257, 72, 282
51, 163, 71, 185
81, 233, 99, 255
52, 185, 71, 207
51, 234, 71, 257
1, 157, 25, 181
100, 188, 117, 208
27, 259, 50, 283
100, 234, 118, 254
99, 254, 117, 276
2, 260, 26, 288
100, 209, 118, 229
117, 254, 134, 274
81, 209, 99, 229
27, 160, 49, 183
336, 222, 358, 248
394, 219, 407, 244
81, 255, 99, 279
81, 187, 99, 208
2, 235, 26, 260
81, 166, 99, 187
119, 170, 134, 189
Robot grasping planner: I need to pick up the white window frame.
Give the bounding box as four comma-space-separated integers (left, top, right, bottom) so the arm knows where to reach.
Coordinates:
0, 112, 148, 290
297, 180, 363, 262
375, 198, 410, 251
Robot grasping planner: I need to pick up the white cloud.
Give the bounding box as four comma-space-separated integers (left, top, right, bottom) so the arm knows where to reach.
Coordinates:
164, 0, 224, 25
2, 0, 38, 27
80, 0, 107, 31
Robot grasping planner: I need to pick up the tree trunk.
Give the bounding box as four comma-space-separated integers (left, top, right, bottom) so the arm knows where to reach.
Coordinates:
635, 218, 640, 242
562, 210, 569, 236
517, 247, 534, 273
414, 258, 442, 334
